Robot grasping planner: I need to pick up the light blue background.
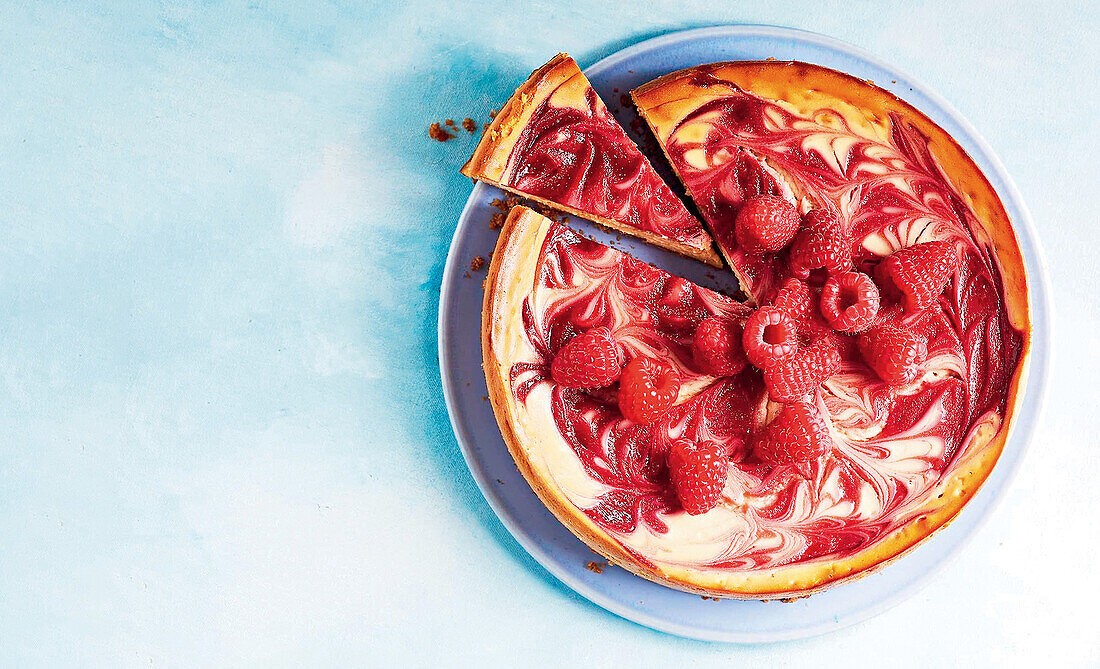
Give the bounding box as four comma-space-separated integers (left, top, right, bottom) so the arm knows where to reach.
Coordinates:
0, 1, 1096, 666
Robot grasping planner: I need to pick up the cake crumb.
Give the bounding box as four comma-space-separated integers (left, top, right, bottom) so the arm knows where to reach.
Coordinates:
593, 221, 619, 236
481, 395, 489, 402
619, 93, 631, 108
489, 108, 499, 119
462, 117, 477, 133
496, 478, 504, 485
701, 595, 721, 601
470, 255, 486, 271
429, 122, 455, 142
585, 561, 606, 574
445, 118, 456, 127
489, 212, 505, 230
490, 196, 515, 212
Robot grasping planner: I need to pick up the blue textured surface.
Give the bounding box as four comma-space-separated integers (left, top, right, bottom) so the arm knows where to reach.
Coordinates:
0, 2, 1096, 666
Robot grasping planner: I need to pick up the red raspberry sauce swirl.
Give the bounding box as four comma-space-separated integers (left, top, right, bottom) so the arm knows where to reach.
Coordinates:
505, 88, 710, 248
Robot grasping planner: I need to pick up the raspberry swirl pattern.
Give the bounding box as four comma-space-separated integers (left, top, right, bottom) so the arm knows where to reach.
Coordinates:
485, 62, 1029, 596
506, 89, 710, 249
511, 224, 758, 548
653, 66, 1010, 307
507, 211, 1017, 575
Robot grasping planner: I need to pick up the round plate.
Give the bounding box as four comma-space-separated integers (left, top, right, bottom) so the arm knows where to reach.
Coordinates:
437, 25, 1050, 642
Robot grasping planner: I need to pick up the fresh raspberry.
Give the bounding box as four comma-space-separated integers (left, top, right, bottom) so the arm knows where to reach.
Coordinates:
753, 400, 832, 466
870, 301, 906, 329
820, 271, 880, 333
787, 209, 852, 280
742, 307, 799, 369
802, 318, 857, 359
692, 317, 748, 377
874, 240, 958, 312
734, 196, 801, 254
762, 341, 841, 402
772, 278, 816, 325
771, 277, 851, 351
618, 355, 681, 424
550, 326, 621, 388
668, 438, 729, 515
857, 324, 927, 386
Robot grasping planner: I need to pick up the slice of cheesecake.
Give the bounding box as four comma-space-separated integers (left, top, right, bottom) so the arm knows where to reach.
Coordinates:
462, 54, 720, 267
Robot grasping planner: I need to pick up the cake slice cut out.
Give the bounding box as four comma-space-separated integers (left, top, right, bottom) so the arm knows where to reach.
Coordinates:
462, 54, 720, 267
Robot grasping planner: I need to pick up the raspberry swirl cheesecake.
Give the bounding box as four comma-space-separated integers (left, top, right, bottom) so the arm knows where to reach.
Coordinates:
462, 54, 720, 266
477, 60, 1030, 598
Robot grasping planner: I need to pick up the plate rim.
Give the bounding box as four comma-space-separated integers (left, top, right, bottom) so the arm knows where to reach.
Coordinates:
437, 23, 1051, 643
